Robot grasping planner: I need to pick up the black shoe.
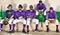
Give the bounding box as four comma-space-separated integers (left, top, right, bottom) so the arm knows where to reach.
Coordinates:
26, 30, 29, 34
27, 31, 29, 34
35, 29, 40, 32
9, 30, 15, 33
9, 31, 12, 33
46, 28, 49, 32
11, 30, 15, 33
35, 29, 38, 31
56, 29, 59, 33
22, 30, 26, 33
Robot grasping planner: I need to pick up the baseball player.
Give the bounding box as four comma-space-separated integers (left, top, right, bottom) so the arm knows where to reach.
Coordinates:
5, 4, 15, 33
45, 7, 59, 32
13, 4, 26, 33
36, 0, 46, 29
26, 5, 39, 33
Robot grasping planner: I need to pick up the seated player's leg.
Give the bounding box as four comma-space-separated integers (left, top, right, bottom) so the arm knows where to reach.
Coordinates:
32, 19, 39, 31
13, 18, 22, 31
0, 19, 4, 31
13, 18, 26, 33
45, 20, 49, 32
8, 18, 14, 32
13, 19, 20, 32
26, 18, 31, 33
22, 18, 26, 33
55, 19, 59, 32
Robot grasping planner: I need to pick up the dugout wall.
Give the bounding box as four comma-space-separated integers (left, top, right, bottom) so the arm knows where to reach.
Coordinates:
0, 0, 60, 11
0, 11, 60, 22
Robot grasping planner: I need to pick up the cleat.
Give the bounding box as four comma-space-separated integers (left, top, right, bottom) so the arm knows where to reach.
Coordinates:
35, 29, 38, 31
26, 30, 29, 34
46, 28, 49, 32
22, 30, 26, 33
11, 30, 15, 33
56, 29, 59, 33
9, 30, 15, 33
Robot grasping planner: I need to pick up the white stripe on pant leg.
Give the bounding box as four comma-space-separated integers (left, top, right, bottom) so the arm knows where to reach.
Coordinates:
45, 20, 49, 25
55, 20, 59, 25
8, 18, 14, 24
32, 19, 38, 24
27, 18, 31, 25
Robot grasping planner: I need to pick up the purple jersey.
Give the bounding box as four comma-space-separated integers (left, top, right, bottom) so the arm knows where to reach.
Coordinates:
5, 10, 15, 18
26, 10, 37, 18
15, 10, 25, 18
36, 3, 46, 12
46, 11, 57, 19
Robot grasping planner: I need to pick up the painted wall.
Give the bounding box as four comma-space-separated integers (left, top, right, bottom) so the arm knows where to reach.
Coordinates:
0, 0, 60, 11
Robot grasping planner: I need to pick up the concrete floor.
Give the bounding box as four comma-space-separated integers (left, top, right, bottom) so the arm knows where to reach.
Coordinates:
0, 31, 60, 35
0, 22, 60, 35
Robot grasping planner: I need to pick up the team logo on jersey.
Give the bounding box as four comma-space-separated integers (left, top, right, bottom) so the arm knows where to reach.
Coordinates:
8, 12, 12, 14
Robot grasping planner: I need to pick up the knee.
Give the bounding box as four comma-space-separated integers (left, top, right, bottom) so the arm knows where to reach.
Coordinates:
35, 19, 38, 22
13, 19, 18, 24
45, 20, 49, 25
56, 20, 59, 25
0, 19, 4, 23
56, 20, 58, 22
23, 20, 26, 24
27, 18, 31, 21
13, 20, 16, 24
27, 19, 30, 25
24, 20, 26, 22
45, 20, 49, 23
36, 19, 38, 24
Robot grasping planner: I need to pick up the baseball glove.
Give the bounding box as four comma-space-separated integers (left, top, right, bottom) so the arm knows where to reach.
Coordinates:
3, 18, 9, 25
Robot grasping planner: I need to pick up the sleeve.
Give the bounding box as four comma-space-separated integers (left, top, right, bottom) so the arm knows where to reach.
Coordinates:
23, 12, 26, 17
5, 10, 8, 17
46, 12, 49, 19
25, 11, 27, 17
26, 10, 29, 16
12, 10, 16, 16
43, 4, 46, 12
36, 4, 39, 10
54, 12, 57, 18
33, 11, 37, 18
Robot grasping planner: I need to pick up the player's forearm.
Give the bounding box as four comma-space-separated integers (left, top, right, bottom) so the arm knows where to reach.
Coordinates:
10, 15, 13, 19
27, 16, 32, 18
43, 9, 46, 12
4, 17, 8, 19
